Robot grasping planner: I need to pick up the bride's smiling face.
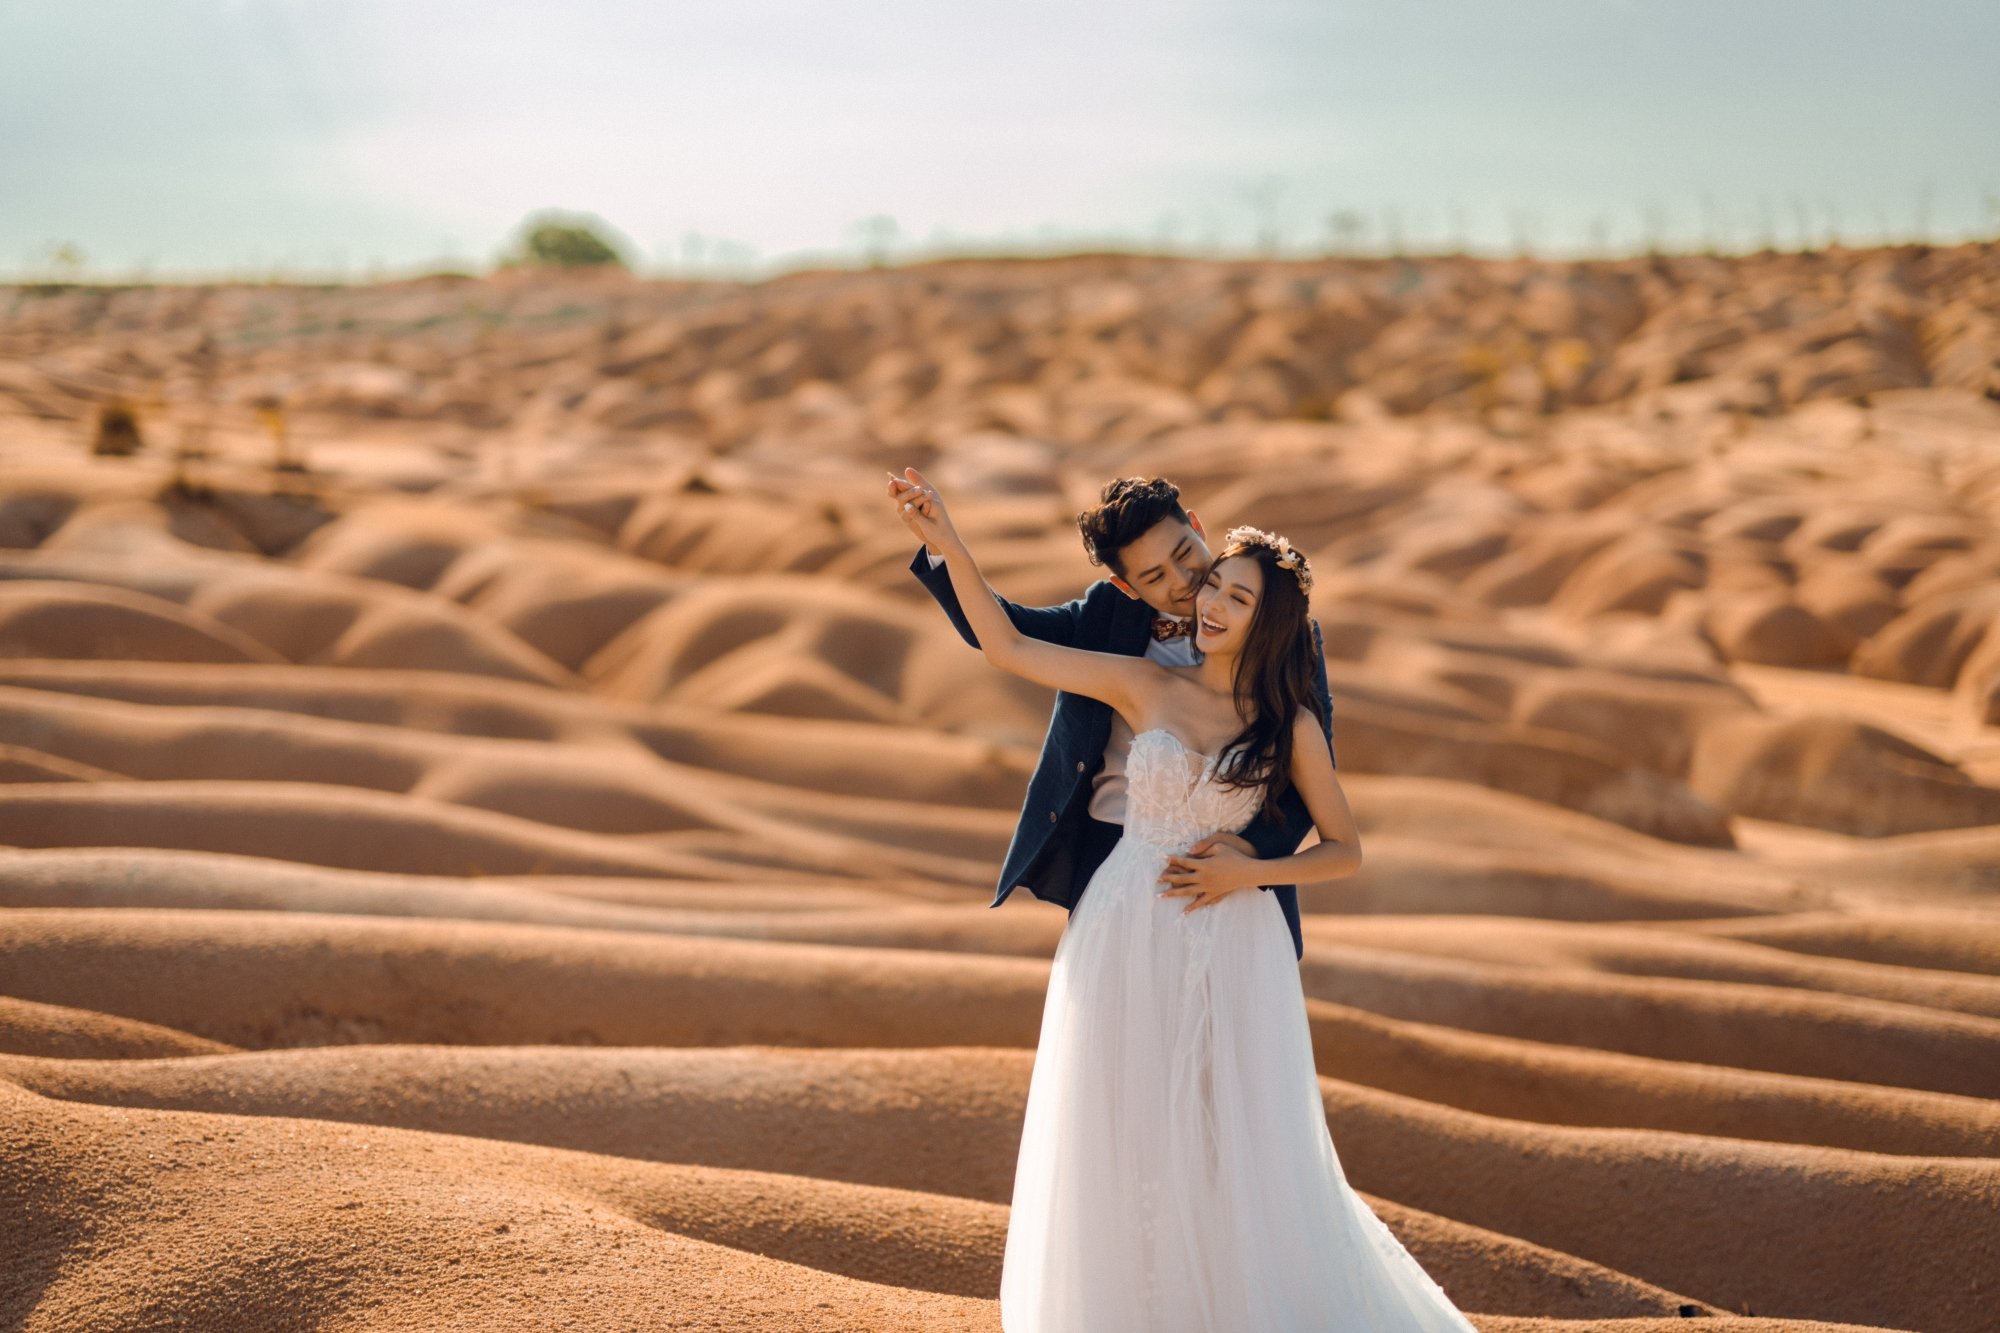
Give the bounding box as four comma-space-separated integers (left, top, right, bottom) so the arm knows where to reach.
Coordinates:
1194, 555, 1263, 655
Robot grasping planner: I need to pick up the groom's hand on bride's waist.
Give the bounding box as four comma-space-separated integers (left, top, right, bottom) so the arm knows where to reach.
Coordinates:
1197, 833, 1257, 860
1157, 834, 1261, 912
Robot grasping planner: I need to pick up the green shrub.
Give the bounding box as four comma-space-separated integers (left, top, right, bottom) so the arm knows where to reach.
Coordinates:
504, 212, 633, 269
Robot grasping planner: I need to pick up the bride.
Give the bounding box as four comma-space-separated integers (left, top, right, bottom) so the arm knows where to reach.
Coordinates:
900, 480, 1480, 1332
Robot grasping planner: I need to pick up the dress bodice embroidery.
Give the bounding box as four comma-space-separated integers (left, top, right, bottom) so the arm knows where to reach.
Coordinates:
1122, 727, 1264, 852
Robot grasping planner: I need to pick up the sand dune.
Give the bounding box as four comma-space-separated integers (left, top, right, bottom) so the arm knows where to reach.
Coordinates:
1678, 909, 2000, 976
13, 1072, 1801, 1327
2, 1080, 1002, 1330
4, 249, 1997, 1330
0, 907, 1054, 1050
1317, 1079, 2000, 1333
1297, 997, 2000, 1157
1297, 941, 2000, 1098
1318, 915, 2000, 1018
0, 994, 238, 1058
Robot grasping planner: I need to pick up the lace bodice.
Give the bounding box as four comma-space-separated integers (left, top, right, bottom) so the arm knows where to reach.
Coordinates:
1123, 727, 1264, 852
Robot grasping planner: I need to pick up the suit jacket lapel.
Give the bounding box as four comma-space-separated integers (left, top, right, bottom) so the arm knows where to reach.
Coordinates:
1112, 594, 1154, 657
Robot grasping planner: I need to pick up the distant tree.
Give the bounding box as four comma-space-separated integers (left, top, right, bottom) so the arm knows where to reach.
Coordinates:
1323, 210, 1366, 256
847, 214, 902, 268
503, 212, 634, 269
47, 241, 87, 273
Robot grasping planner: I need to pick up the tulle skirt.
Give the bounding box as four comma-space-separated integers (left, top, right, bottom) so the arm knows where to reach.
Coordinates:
998, 834, 1480, 1332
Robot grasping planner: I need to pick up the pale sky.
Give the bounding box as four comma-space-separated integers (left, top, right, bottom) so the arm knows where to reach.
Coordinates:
4, 0, 1997, 279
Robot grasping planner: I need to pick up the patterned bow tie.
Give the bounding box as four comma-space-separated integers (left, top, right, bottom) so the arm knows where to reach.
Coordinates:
1151, 615, 1192, 642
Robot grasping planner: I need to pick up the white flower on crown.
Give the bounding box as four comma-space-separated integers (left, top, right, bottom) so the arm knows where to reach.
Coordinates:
1223, 524, 1314, 594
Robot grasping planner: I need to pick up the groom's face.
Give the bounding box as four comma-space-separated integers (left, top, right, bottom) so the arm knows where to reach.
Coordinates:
1110, 514, 1212, 618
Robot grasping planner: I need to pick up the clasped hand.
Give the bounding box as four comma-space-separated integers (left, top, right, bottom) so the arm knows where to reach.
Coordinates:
885, 467, 959, 552
1157, 833, 1259, 913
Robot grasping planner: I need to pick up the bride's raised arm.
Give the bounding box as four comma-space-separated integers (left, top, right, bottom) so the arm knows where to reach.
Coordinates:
896, 469, 1160, 722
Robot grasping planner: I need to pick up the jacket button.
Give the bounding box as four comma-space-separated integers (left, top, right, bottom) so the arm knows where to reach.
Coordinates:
1075, 760, 1086, 772
1048, 810, 1059, 822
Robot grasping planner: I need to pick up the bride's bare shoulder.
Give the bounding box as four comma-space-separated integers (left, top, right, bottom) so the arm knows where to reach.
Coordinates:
1290, 705, 1334, 755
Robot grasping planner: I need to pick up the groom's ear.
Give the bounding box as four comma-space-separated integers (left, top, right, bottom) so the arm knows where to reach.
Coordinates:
1108, 575, 1139, 600
1187, 510, 1206, 539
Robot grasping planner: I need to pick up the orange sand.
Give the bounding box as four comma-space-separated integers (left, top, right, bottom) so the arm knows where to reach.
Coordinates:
3, 246, 1998, 1331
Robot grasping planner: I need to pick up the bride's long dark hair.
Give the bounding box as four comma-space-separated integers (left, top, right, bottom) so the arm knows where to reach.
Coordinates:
1209, 534, 1326, 826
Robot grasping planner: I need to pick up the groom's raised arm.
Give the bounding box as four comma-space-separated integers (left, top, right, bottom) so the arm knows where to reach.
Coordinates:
909, 546, 1090, 649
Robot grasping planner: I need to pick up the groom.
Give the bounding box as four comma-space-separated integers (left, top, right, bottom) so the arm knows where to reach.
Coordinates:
888, 469, 1335, 962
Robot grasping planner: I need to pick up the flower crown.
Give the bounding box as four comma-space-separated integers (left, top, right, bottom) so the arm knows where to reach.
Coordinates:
1224, 525, 1314, 595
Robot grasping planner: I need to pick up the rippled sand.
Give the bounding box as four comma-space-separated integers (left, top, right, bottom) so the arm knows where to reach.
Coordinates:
3, 248, 1998, 1331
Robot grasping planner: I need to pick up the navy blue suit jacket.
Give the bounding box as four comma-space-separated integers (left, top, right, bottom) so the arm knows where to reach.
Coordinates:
910, 547, 1336, 961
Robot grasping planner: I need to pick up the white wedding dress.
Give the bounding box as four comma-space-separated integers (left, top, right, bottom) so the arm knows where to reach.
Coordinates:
999, 727, 1480, 1332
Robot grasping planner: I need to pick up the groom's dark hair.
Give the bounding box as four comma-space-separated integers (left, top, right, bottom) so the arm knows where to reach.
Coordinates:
1077, 477, 1188, 576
